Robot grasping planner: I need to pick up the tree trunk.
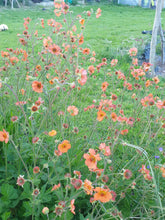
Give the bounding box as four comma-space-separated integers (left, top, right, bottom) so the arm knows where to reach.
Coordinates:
5, 0, 7, 6
159, 23, 165, 65
149, 0, 162, 76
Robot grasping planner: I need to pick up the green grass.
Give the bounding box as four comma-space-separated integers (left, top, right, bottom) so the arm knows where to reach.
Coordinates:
0, 4, 163, 56
1, 3, 165, 219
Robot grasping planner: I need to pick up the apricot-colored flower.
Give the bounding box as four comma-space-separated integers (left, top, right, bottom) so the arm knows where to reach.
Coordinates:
97, 110, 106, 121
82, 48, 90, 55
54, 0, 62, 9
84, 179, 94, 195
73, 170, 81, 178
0, 129, 9, 144
36, 65, 42, 71
120, 129, 128, 135
32, 81, 43, 93
48, 130, 57, 136
145, 80, 151, 87
111, 59, 118, 67
99, 143, 111, 156
58, 140, 71, 153
142, 62, 152, 72
54, 149, 62, 156
54, 9, 62, 17
48, 44, 61, 55
1, 51, 9, 57
88, 65, 95, 74
51, 183, 61, 191
139, 165, 152, 181
70, 199, 75, 215
102, 82, 109, 92
111, 112, 117, 122
67, 106, 78, 116
96, 8, 102, 18
79, 18, 85, 25
9, 57, 19, 65
83, 148, 101, 169
79, 35, 84, 45
153, 76, 159, 84
156, 100, 165, 109
94, 187, 112, 203
132, 58, 138, 66
129, 47, 137, 56
78, 69, 87, 86
42, 207, 49, 215
43, 37, 52, 49
47, 18, 55, 26
19, 38, 27, 46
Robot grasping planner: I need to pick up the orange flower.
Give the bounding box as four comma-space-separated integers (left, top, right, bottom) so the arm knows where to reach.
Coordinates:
99, 143, 111, 156
84, 179, 93, 195
94, 187, 112, 203
96, 8, 102, 18
70, 199, 75, 215
67, 106, 78, 116
111, 112, 117, 122
78, 69, 87, 86
58, 140, 71, 153
145, 80, 151, 87
88, 65, 95, 74
43, 37, 52, 49
32, 81, 43, 93
48, 44, 61, 55
51, 183, 61, 191
132, 58, 138, 66
83, 148, 101, 169
9, 57, 19, 65
79, 18, 85, 25
54, 9, 62, 17
142, 62, 152, 72
101, 82, 109, 92
1, 51, 9, 57
111, 59, 118, 67
153, 76, 159, 84
36, 65, 42, 71
48, 130, 57, 136
47, 18, 55, 26
120, 129, 128, 135
97, 110, 106, 121
79, 35, 84, 45
0, 129, 9, 144
129, 47, 137, 56
82, 48, 90, 55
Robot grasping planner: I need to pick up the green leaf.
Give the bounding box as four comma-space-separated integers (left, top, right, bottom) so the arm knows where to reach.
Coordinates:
19, 182, 31, 200
23, 201, 32, 217
1, 212, 11, 220
1, 183, 18, 201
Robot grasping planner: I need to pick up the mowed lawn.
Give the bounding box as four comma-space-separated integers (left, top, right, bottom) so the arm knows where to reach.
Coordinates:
0, 4, 164, 55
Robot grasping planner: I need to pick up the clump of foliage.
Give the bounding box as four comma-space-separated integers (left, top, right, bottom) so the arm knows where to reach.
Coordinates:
0, 1, 165, 219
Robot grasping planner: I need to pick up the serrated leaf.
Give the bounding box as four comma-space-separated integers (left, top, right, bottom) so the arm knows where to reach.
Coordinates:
1, 184, 18, 200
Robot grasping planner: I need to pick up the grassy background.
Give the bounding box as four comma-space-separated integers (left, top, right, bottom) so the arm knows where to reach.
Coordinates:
0, 4, 164, 56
